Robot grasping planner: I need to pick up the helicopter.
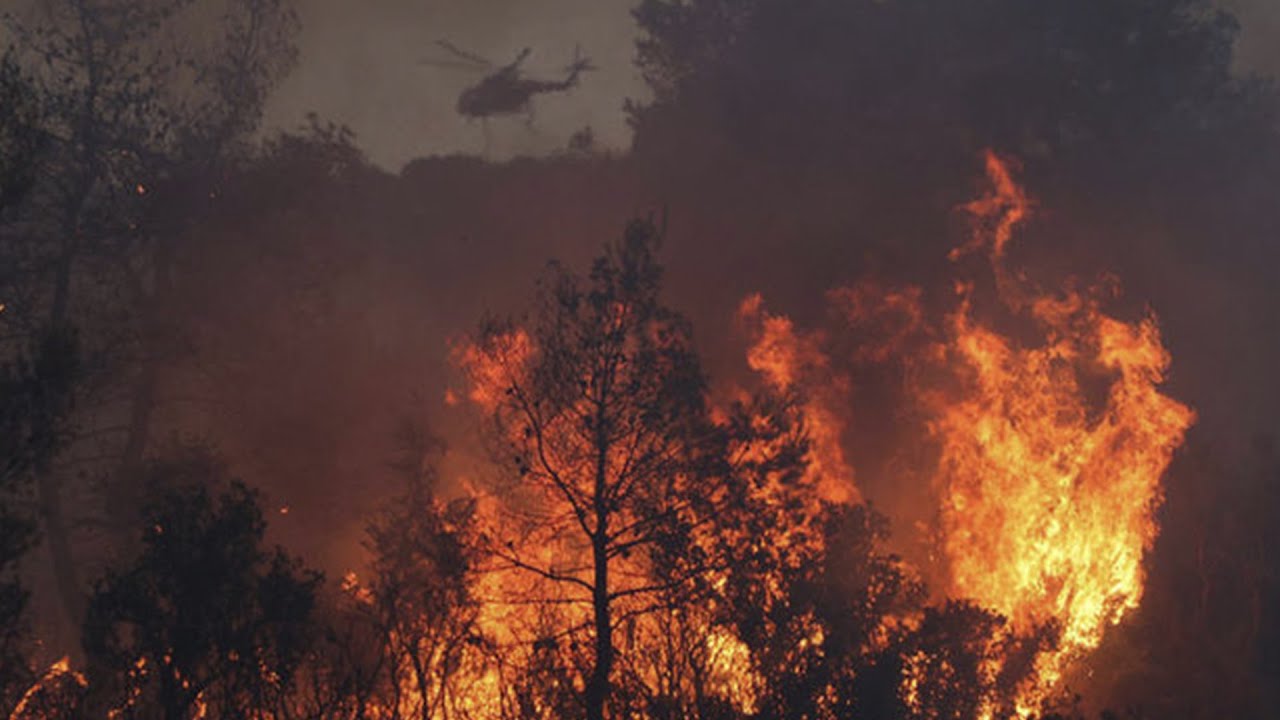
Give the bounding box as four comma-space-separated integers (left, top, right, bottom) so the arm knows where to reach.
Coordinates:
424, 40, 596, 148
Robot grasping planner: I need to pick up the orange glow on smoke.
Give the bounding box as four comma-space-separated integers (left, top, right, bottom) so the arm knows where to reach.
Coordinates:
451, 328, 533, 412
950, 150, 1031, 263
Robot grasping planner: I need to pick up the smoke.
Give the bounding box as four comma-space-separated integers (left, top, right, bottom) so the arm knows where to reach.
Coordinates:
260, 0, 1280, 170
261, 0, 646, 167
1223, 0, 1280, 74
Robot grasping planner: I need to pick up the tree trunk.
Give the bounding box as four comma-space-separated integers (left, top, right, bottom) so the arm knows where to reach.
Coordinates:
38, 247, 83, 637
111, 360, 158, 528
586, 530, 612, 720
113, 224, 174, 538
586, 385, 615, 720
35, 468, 83, 633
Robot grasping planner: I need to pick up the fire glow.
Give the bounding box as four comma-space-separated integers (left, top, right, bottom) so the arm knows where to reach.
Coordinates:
428, 152, 1193, 716
737, 151, 1196, 711
929, 153, 1196, 704
12, 154, 1194, 719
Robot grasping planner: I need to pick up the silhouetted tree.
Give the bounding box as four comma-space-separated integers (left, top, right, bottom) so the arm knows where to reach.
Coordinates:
350, 422, 490, 719
80, 445, 320, 720
0, 50, 44, 214
0, 328, 79, 712
714, 500, 922, 720
462, 219, 815, 720
632, 0, 1259, 175
0, 0, 299, 633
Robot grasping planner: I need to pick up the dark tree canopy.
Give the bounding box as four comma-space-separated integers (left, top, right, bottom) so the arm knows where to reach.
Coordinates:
81, 447, 320, 720
627, 0, 1280, 304
632, 0, 1259, 166
0, 328, 79, 709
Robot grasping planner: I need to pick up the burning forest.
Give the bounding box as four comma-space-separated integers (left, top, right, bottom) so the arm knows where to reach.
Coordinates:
1, 0, 1279, 718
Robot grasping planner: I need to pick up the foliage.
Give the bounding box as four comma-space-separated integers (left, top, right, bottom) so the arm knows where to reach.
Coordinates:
631, 0, 1256, 164
0, 328, 79, 712
80, 446, 321, 719
0, 0, 302, 639
351, 423, 490, 719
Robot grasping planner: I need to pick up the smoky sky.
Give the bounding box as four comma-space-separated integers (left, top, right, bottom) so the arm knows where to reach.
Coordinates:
261, 0, 645, 167
1222, 0, 1280, 71
263, 0, 1280, 170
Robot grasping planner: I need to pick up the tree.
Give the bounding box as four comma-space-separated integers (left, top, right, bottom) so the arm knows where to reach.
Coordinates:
874, 600, 1050, 720
80, 445, 320, 720
0, 50, 44, 214
0, 329, 79, 712
460, 219, 791, 719
713, 501, 923, 720
631, 0, 1253, 169
0, 0, 300, 636
347, 421, 491, 720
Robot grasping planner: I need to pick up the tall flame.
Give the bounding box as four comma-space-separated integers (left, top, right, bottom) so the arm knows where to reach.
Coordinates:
928, 152, 1195, 704
738, 150, 1195, 712
739, 294, 860, 505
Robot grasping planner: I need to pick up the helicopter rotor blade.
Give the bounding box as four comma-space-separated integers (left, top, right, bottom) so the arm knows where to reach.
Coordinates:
564, 45, 596, 74
419, 58, 491, 72
436, 40, 492, 68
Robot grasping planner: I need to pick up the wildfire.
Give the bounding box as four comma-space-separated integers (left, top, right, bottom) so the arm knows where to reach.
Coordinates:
429, 150, 1195, 717
14, 154, 1192, 720
8, 658, 85, 720
451, 327, 533, 412
927, 152, 1195, 705
739, 150, 1195, 713
738, 294, 860, 505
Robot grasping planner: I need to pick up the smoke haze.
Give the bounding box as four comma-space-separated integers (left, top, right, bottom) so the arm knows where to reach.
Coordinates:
262, 0, 645, 166
264, 0, 1280, 169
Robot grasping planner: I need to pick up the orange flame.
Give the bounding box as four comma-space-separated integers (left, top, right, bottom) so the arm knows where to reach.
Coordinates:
736, 151, 1194, 713
739, 294, 860, 505
927, 152, 1195, 706
950, 150, 1032, 263
8, 657, 86, 720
